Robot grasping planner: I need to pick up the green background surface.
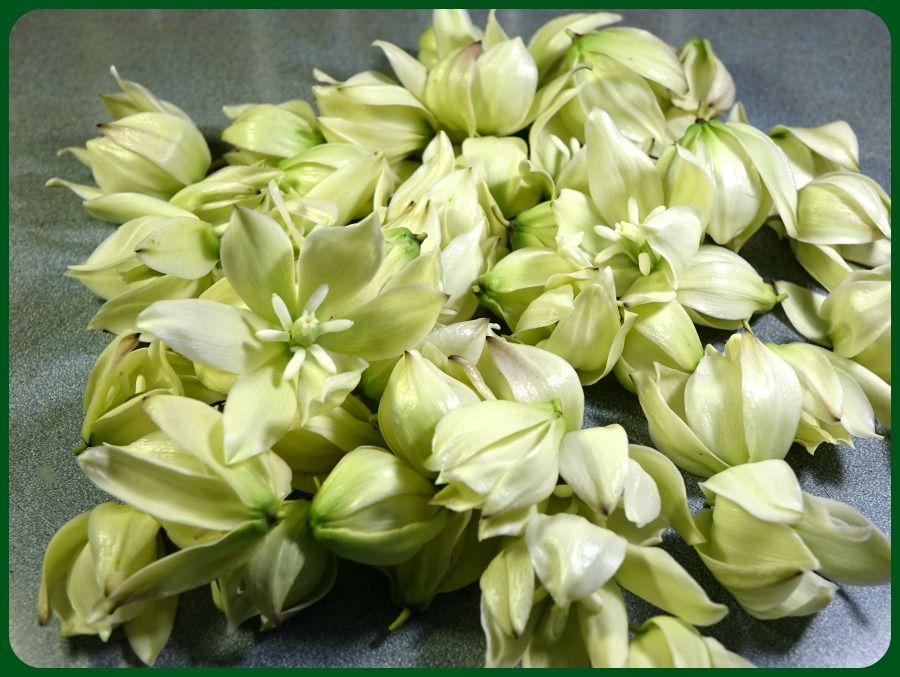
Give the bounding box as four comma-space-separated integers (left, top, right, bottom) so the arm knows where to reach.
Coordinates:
8, 9, 891, 667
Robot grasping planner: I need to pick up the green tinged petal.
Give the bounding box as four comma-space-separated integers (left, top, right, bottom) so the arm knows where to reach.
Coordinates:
794, 493, 890, 586
378, 351, 480, 476
628, 445, 704, 544
318, 284, 445, 362
585, 109, 663, 225
297, 215, 383, 316
223, 360, 298, 464
737, 331, 803, 462
106, 521, 268, 610
137, 299, 262, 374
123, 595, 178, 666
78, 443, 260, 531
310, 447, 447, 566
525, 513, 627, 606
559, 425, 628, 516
481, 336, 585, 432
616, 544, 727, 625
135, 217, 219, 279
700, 460, 804, 523
221, 207, 298, 321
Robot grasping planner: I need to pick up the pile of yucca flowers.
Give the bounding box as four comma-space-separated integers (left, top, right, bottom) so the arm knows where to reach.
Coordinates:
39, 9, 891, 667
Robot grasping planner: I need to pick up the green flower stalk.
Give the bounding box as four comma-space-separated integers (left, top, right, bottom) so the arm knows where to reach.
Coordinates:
695, 461, 890, 619
309, 446, 448, 566
38, 503, 176, 666
633, 329, 802, 476
138, 208, 446, 462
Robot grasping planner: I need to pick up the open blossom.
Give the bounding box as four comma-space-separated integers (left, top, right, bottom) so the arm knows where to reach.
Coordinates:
138, 207, 445, 462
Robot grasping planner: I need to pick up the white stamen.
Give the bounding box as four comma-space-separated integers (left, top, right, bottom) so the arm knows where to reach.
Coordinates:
256, 329, 290, 343
638, 251, 653, 276
550, 134, 570, 159
283, 347, 307, 380
267, 180, 294, 232
627, 197, 640, 224
318, 319, 354, 335
304, 284, 329, 314
271, 293, 293, 332
134, 374, 147, 393
309, 344, 337, 374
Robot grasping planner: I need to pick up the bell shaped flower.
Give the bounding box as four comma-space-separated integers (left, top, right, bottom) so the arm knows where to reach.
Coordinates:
70, 212, 216, 333
510, 201, 558, 250
669, 38, 735, 124
138, 208, 446, 462
558, 426, 706, 548
79, 395, 292, 532
280, 144, 397, 227
474, 247, 581, 329
378, 350, 481, 476
428, 399, 567, 520
614, 300, 703, 392
550, 110, 711, 276
549, 26, 687, 152
676, 245, 782, 329
679, 118, 798, 249
694, 461, 890, 619
513, 267, 635, 385
169, 164, 284, 225
460, 136, 552, 218
627, 617, 752, 668
384, 510, 497, 614
480, 509, 726, 668
38, 503, 177, 665
48, 67, 210, 201
221, 99, 322, 165
794, 171, 890, 245
476, 335, 585, 433
633, 329, 802, 476
79, 333, 221, 447
376, 11, 541, 140
767, 341, 881, 452
527, 12, 622, 81
211, 499, 336, 630
769, 121, 860, 188
309, 446, 448, 566
313, 69, 436, 161
778, 264, 890, 383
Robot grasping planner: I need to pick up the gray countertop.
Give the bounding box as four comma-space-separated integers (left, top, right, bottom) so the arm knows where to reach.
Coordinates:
9, 9, 891, 668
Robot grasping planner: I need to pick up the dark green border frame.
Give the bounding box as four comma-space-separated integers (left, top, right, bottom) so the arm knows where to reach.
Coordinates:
4, 2, 895, 674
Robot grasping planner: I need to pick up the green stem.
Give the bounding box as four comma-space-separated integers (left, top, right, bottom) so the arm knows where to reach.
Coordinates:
388, 607, 412, 632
